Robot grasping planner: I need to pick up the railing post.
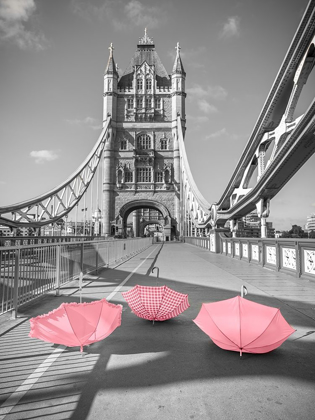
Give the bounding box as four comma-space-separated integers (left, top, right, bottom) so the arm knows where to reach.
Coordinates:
55, 246, 61, 296
295, 241, 301, 278
11, 249, 20, 320
95, 242, 99, 274
80, 242, 84, 274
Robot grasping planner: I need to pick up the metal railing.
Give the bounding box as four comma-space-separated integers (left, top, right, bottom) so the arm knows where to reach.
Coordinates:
0, 235, 95, 247
185, 235, 315, 281
184, 236, 210, 250
219, 236, 315, 280
0, 237, 152, 317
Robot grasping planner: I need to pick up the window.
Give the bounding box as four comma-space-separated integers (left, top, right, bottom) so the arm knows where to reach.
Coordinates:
155, 98, 161, 109
160, 139, 168, 150
127, 98, 133, 109
120, 140, 127, 150
137, 134, 151, 149
146, 77, 152, 90
137, 167, 151, 182
125, 171, 133, 183
137, 78, 143, 90
136, 97, 143, 109
145, 97, 151, 109
155, 171, 163, 183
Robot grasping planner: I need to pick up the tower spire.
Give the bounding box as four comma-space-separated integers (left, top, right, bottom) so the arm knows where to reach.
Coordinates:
172, 42, 185, 75
105, 42, 118, 76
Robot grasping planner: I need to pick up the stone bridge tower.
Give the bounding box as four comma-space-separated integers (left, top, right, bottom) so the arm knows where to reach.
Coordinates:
102, 30, 186, 240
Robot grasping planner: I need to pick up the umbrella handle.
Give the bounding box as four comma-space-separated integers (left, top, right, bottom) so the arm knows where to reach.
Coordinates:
152, 266, 159, 286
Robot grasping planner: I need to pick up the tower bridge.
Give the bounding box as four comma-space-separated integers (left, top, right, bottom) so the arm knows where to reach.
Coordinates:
0, 1, 314, 243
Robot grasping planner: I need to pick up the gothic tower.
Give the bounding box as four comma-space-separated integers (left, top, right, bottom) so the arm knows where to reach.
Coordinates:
102, 31, 186, 240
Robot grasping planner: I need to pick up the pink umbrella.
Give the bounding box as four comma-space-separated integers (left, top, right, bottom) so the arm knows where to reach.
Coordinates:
193, 296, 295, 356
29, 299, 122, 352
122, 285, 190, 322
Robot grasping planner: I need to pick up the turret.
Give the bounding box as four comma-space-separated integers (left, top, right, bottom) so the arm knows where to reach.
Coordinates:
103, 43, 119, 126
171, 42, 186, 124
171, 43, 186, 237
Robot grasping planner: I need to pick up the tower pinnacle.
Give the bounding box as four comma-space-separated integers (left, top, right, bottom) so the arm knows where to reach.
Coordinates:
105, 42, 118, 76
172, 42, 185, 75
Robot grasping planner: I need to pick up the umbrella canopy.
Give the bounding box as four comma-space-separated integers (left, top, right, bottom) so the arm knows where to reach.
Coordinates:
193, 296, 295, 355
122, 285, 189, 321
29, 299, 122, 352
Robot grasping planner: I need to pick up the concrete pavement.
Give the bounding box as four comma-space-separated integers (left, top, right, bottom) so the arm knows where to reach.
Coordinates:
0, 242, 314, 420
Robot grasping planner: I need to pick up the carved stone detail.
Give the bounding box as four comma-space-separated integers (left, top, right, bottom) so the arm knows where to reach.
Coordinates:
282, 248, 296, 270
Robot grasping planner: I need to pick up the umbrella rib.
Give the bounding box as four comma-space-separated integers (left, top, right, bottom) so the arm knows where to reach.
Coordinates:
155, 286, 168, 320
204, 306, 240, 348
245, 335, 295, 351
239, 297, 242, 352
63, 306, 82, 348
243, 309, 279, 349
86, 301, 104, 342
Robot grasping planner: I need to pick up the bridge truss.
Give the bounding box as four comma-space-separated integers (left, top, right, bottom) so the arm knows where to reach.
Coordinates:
179, 0, 315, 237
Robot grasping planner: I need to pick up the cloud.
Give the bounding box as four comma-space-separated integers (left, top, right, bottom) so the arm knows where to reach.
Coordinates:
168, 45, 206, 66
0, 180, 6, 185
186, 84, 228, 100
124, 0, 163, 28
219, 16, 240, 39
66, 116, 102, 130
0, 0, 47, 50
187, 115, 209, 123
198, 99, 218, 114
204, 128, 240, 141
205, 128, 227, 140
71, 0, 167, 30
30, 150, 58, 164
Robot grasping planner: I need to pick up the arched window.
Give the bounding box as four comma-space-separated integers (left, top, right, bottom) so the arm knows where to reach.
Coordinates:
136, 97, 143, 109
155, 97, 161, 109
117, 169, 123, 184
146, 76, 152, 91
145, 97, 151, 109
137, 78, 143, 90
164, 169, 170, 184
137, 134, 151, 150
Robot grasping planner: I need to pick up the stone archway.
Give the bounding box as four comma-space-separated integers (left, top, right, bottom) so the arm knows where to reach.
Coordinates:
139, 219, 164, 239
119, 199, 173, 241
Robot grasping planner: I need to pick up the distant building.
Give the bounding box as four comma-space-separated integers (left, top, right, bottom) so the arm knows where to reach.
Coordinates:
305, 213, 315, 233
235, 212, 275, 238
0, 225, 11, 236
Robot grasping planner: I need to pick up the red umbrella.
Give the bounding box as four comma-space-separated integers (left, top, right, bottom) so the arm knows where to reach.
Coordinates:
122, 285, 190, 322
193, 295, 295, 356
29, 299, 122, 352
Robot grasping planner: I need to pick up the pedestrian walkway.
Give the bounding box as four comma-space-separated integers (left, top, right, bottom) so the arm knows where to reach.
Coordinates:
0, 243, 314, 420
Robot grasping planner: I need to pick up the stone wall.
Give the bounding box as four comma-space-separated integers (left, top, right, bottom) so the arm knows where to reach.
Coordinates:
115, 190, 175, 219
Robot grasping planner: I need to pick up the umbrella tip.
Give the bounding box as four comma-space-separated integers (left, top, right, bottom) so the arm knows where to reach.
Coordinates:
241, 285, 248, 298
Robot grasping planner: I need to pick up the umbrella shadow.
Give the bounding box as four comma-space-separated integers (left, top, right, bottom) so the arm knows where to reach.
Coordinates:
11, 249, 315, 420
66, 290, 315, 420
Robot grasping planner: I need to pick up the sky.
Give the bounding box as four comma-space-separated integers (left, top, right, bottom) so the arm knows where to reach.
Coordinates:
0, 0, 314, 231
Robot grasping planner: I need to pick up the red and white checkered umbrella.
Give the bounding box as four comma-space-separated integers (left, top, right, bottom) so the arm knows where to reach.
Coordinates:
122, 285, 190, 322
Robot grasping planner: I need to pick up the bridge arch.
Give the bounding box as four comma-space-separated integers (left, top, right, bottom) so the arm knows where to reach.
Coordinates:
118, 199, 173, 240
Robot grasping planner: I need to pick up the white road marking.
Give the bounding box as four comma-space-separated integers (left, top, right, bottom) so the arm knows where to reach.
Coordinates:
0, 245, 159, 419
106, 246, 158, 301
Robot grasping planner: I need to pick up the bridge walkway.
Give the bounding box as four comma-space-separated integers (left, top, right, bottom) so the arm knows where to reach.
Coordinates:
0, 242, 314, 420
